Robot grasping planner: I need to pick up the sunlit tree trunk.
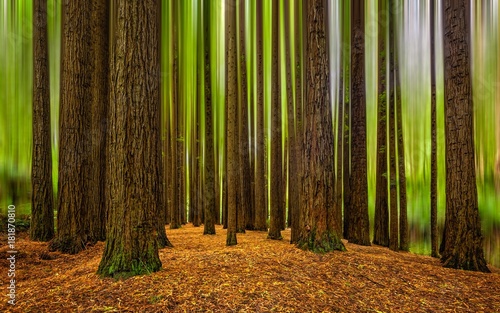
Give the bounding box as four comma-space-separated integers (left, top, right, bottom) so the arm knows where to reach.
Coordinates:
226, 0, 238, 246
345, 0, 370, 246
254, 0, 268, 231
495, 1, 500, 194
268, 0, 283, 240
440, 0, 489, 272
430, 0, 439, 258
297, 0, 345, 253
49, 0, 91, 254
30, 0, 54, 242
373, 0, 389, 247
98, 0, 164, 278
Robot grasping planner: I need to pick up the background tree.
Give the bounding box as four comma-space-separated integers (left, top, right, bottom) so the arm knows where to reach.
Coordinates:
345, 0, 370, 246
440, 0, 489, 272
297, 0, 345, 253
30, 0, 54, 242
98, 0, 164, 278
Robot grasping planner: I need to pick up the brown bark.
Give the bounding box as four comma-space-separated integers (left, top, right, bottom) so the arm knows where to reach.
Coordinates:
226, 0, 238, 246
345, 0, 370, 246
97, 0, 163, 278
31, 0, 54, 242
268, 0, 283, 240
430, 0, 439, 258
296, 0, 345, 253
254, 0, 268, 232
49, 0, 91, 254
440, 0, 489, 272
373, 0, 389, 247
396, 71, 408, 251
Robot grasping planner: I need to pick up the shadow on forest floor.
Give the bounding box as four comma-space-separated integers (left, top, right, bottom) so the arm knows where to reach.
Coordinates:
1, 224, 499, 312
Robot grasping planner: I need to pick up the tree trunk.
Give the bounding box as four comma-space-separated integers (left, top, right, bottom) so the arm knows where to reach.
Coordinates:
97, 0, 164, 278
31, 0, 54, 242
345, 0, 370, 246
495, 2, 500, 194
268, 0, 283, 240
49, 0, 91, 254
373, 0, 389, 247
254, 0, 268, 232
396, 71, 408, 252
297, 0, 345, 253
430, 0, 439, 258
226, 0, 238, 246
342, 1, 351, 241
440, 0, 489, 273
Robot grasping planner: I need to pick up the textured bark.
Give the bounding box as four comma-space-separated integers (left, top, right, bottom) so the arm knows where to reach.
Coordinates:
49, 0, 91, 254
268, 0, 283, 241
440, 0, 489, 272
170, 0, 182, 230
296, 0, 345, 253
237, 0, 251, 233
396, 72, 408, 252
87, 0, 109, 244
226, 0, 238, 246
388, 0, 398, 252
31, 0, 54, 242
430, 0, 439, 258
373, 0, 389, 247
98, 0, 164, 278
254, 0, 268, 232
345, 0, 370, 246
203, 0, 216, 235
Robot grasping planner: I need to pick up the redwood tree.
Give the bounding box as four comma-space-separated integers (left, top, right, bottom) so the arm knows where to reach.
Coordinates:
440, 0, 489, 272
30, 0, 54, 242
98, 0, 164, 278
296, 0, 345, 253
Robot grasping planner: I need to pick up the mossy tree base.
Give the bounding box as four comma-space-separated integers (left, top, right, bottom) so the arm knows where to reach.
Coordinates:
267, 230, 283, 240
97, 253, 162, 279
297, 230, 346, 254
48, 235, 87, 255
226, 231, 237, 246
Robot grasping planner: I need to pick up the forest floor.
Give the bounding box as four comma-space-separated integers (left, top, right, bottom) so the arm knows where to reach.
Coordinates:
0, 224, 499, 313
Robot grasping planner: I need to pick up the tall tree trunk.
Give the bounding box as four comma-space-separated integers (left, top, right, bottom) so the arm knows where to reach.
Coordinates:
495, 1, 500, 194
254, 0, 267, 231
268, 0, 283, 240
430, 0, 439, 258
203, 0, 216, 235
342, 1, 351, 240
226, 0, 238, 246
373, 0, 389, 247
345, 0, 370, 246
31, 0, 54, 242
87, 0, 109, 244
396, 71, 408, 251
440, 0, 489, 272
297, 0, 345, 253
49, 0, 91, 254
98, 0, 164, 278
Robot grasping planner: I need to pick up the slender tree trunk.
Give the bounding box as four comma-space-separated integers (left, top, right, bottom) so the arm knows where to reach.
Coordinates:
226, 0, 238, 246
430, 0, 439, 258
495, 2, 500, 194
49, 0, 91, 254
342, 1, 351, 240
297, 0, 345, 253
396, 71, 408, 251
98, 0, 163, 278
440, 0, 489, 272
31, 0, 54, 242
335, 0, 344, 238
373, 0, 389, 247
345, 0, 370, 246
254, 0, 268, 231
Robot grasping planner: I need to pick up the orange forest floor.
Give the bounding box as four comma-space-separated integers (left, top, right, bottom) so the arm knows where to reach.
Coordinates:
1, 224, 499, 313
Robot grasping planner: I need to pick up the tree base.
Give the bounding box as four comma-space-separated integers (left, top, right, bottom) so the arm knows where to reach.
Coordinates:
441, 253, 490, 273
48, 235, 86, 254
297, 229, 346, 253
97, 257, 162, 279
267, 230, 283, 240
226, 231, 237, 246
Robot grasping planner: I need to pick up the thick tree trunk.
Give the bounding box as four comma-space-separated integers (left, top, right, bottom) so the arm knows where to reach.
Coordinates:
254, 0, 268, 232
268, 0, 283, 240
297, 0, 345, 253
373, 0, 389, 247
345, 0, 370, 246
98, 0, 164, 278
49, 0, 91, 254
430, 0, 439, 258
31, 0, 54, 242
440, 0, 489, 272
226, 0, 238, 246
